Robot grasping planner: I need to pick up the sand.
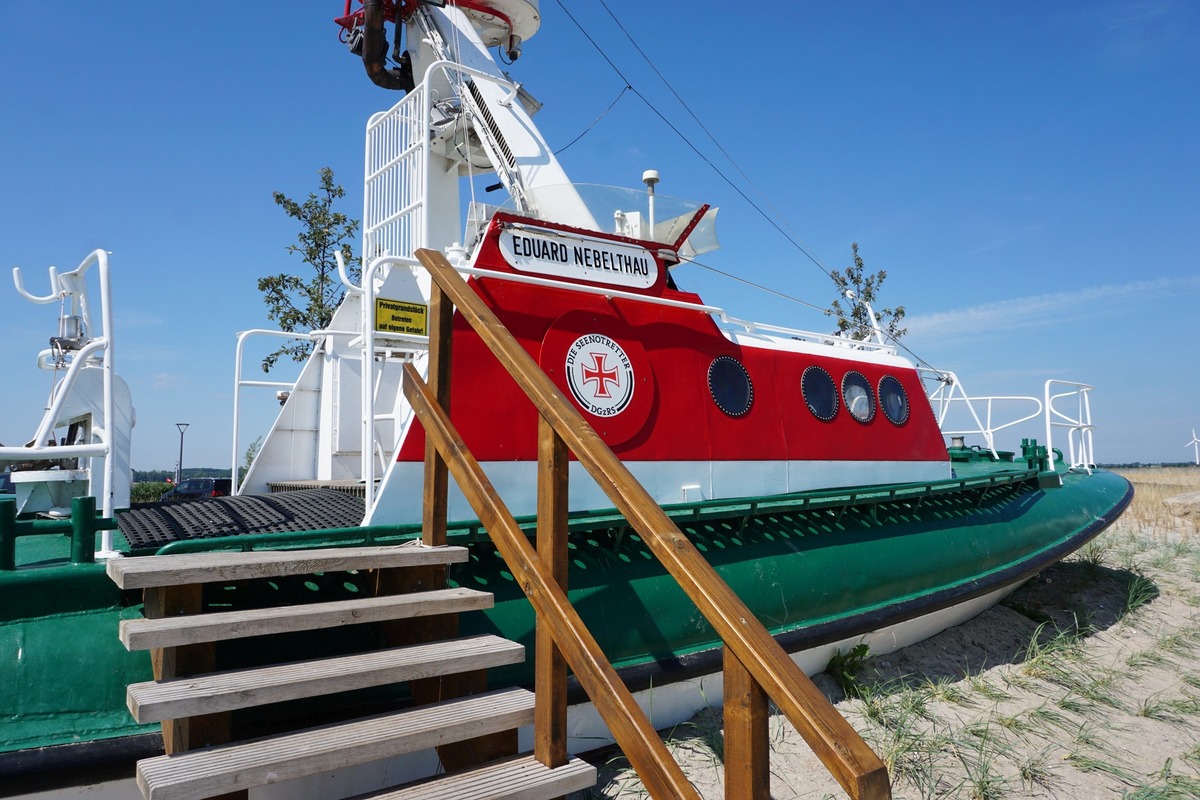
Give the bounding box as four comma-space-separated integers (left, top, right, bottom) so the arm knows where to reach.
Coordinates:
570, 471, 1200, 798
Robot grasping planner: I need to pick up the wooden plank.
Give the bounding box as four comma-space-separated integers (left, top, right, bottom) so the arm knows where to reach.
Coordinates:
120, 587, 493, 651
415, 248, 891, 800
724, 647, 769, 800
534, 416, 569, 774
136, 688, 535, 800
413, 668, 519, 773
351, 754, 596, 800
143, 586, 231, 757
108, 544, 468, 589
128, 635, 525, 723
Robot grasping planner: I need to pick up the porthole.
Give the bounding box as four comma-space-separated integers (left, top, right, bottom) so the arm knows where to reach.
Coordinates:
708, 356, 753, 417
801, 366, 838, 421
842, 371, 875, 423
878, 375, 910, 425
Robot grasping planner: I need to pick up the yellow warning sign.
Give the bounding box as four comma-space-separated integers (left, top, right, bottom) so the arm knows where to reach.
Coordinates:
375, 298, 428, 336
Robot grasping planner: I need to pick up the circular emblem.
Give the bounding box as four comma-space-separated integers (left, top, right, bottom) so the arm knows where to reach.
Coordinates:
564, 334, 635, 417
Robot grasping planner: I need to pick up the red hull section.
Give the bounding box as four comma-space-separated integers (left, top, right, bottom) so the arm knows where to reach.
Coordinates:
398, 214, 948, 467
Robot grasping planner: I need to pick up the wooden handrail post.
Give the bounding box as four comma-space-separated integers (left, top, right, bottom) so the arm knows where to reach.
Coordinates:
423, 280, 452, 548
724, 648, 769, 799
535, 415, 569, 775
404, 363, 702, 799
413, 248, 890, 799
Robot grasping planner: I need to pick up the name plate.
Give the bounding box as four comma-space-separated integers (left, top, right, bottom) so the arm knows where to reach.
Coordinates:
500, 227, 656, 289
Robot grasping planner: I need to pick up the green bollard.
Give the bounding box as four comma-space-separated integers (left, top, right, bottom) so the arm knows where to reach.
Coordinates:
70, 495, 97, 564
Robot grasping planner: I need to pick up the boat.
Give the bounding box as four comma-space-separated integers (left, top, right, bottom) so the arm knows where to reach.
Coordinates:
0, 1, 1132, 797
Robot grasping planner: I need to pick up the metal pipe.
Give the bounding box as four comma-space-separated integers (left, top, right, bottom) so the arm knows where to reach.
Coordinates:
363, 0, 415, 91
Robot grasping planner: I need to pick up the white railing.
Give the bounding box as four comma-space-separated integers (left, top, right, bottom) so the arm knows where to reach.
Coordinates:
364, 80, 426, 262
229, 327, 363, 494
921, 369, 1043, 459
1045, 380, 1095, 472
1, 250, 118, 554
922, 370, 1098, 472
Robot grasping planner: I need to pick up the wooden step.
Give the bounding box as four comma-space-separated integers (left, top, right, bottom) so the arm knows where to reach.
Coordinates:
136, 687, 535, 800
119, 587, 493, 650
352, 754, 597, 800
108, 543, 467, 589
127, 634, 526, 723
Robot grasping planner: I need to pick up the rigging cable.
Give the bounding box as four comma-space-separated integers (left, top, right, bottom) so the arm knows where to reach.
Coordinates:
552, 0, 834, 281
555, 0, 939, 368
591, 0, 829, 277
685, 251, 942, 372
556, 85, 631, 155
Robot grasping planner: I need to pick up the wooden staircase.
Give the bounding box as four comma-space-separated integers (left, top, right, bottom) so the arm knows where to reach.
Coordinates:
107, 543, 597, 800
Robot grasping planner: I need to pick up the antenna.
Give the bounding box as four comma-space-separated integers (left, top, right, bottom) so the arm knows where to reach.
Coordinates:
1188, 428, 1200, 466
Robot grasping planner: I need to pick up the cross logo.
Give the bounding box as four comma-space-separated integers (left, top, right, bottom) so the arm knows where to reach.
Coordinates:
565, 334, 635, 417
582, 353, 619, 398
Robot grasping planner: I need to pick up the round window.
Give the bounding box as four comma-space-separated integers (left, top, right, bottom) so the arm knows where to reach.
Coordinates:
708, 356, 753, 417
878, 375, 910, 425
801, 366, 838, 421
842, 371, 876, 423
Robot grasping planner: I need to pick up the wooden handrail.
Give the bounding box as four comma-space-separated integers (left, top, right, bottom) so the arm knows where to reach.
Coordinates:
404, 365, 701, 798
411, 248, 891, 800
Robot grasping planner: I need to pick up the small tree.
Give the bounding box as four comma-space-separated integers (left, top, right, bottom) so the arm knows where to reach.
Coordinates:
241, 435, 263, 480
259, 167, 360, 371
826, 242, 906, 343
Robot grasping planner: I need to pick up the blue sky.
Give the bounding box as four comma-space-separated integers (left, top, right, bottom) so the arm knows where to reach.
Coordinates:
1, 1, 1197, 470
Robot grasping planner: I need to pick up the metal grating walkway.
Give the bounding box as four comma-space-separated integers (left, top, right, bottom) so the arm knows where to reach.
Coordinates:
117, 489, 366, 549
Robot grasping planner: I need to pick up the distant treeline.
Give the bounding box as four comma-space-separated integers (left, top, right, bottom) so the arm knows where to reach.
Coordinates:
133, 468, 233, 483
1101, 462, 1199, 469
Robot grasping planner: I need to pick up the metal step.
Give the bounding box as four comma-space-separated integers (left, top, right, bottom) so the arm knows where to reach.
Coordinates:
127, 634, 525, 723
108, 542, 467, 589
352, 754, 597, 800
119, 586, 493, 650
135, 687, 536, 800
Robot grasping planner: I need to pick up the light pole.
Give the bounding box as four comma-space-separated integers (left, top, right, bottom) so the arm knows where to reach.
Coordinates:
175, 423, 190, 484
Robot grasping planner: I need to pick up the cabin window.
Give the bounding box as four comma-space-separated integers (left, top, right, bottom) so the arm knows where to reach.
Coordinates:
801, 366, 838, 421
842, 371, 876, 423
879, 375, 910, 425
708, 356, 753, 417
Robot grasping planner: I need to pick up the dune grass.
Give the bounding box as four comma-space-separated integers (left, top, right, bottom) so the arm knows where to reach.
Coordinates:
575, 468, 1200, 798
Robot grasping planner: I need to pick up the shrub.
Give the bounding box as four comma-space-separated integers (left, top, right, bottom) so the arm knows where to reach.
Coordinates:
130, 482, 171, 504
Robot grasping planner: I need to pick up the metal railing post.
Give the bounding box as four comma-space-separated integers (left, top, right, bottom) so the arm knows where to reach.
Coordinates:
70, 495, 98, 564
0, 498, 15, 571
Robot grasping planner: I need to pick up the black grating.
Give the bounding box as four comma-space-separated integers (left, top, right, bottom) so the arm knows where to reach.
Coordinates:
118, 489, 367, 549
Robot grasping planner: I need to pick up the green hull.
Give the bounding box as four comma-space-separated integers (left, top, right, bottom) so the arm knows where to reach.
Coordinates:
0, 464, 1132, 774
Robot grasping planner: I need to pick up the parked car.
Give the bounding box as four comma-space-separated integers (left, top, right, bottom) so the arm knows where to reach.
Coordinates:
159, 477, 231, 502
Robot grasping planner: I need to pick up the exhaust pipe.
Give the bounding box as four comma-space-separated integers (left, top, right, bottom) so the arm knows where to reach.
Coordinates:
362, 0, 414, 91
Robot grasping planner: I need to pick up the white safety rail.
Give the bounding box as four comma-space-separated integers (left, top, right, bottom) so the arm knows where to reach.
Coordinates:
230, 329, 314, 495
363, 80, 426, 262
920, 369, 1042, 459
0, 250, 121, 555
1044, 380, 1095, 472
337, 253, 430, 512
364, 59, 530, 262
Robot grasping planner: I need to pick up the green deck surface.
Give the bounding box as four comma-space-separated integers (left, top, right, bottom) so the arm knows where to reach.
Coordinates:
0, 457, 1131, 758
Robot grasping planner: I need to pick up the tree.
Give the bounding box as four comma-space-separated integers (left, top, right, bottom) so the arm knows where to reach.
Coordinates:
241, 435, 263, 479
259, 167, 361, 371
825, 242, 906, 343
